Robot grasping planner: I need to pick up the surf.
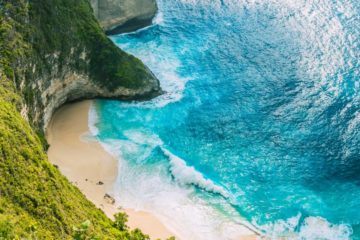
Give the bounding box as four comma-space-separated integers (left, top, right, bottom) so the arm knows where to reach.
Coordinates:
92, 0, 360, 238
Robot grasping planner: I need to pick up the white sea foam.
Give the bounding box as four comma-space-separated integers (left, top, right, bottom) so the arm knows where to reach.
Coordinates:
88, 101, 99, 136
161, 148, 229, 198
140, 54, 191, 108
255, 214, 352, 240
92, 131, 255, 240
299, 217, 352, 240
103, 139, 254, 239
120, 129, 229, 197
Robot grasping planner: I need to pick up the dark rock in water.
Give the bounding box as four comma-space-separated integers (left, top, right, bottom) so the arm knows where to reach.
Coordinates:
104, 194, 115, 204
97, 181, 104, 185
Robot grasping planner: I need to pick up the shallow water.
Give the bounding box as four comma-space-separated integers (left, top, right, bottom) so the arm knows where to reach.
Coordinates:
90, 0, 360, 239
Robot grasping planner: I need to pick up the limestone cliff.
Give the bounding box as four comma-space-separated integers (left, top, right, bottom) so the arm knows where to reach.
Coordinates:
90, 0, 158, 34
4, 0, 161, 131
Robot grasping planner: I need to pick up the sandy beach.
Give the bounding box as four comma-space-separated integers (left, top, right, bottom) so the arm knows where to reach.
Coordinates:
46, 100, 174, 240
46, 100, 258, 240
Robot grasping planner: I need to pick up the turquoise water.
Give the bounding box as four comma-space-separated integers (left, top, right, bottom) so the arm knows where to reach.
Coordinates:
90, 0, 360, 239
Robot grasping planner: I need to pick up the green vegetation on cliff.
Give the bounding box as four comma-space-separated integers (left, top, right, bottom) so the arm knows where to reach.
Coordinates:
0, 0, 161, 239
29, 0, 153, 90
1, 0, 160, 130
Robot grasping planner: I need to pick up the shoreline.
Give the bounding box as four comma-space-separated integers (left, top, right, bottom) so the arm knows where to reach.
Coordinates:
46, 100, 174, 240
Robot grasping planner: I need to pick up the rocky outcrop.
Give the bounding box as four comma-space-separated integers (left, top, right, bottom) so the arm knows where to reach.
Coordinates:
27, 46, 161, 130
90, 0, 158, 34
40, 64, 160, 130
4, 0, 161, 131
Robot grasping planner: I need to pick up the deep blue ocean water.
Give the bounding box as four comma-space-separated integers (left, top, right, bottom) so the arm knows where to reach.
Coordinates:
90, 0, 360, 239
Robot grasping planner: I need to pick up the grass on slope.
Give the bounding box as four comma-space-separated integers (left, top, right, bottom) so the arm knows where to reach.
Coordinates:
0, 83, 155, 239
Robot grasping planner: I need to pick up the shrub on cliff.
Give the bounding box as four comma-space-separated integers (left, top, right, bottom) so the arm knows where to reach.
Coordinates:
113, 213, 151, 240
72, 220, 99, 240
0, 216, 14, 239
114, 212, 129, 232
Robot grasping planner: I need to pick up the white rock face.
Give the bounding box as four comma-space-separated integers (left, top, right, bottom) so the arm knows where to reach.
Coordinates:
24, 47, 161, 130
90, 0, 157, 34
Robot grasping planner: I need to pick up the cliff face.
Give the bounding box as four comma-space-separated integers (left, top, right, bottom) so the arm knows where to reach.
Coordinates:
90, 0, 158, 34
0, 0, 159, 238
11, 0, 161, 130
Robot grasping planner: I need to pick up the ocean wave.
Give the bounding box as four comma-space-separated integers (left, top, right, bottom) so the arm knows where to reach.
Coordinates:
97, 124, 230, 198
141, 53, 192, 108
123, 129, 163, 146
97, 138, 255, 240
88, 101, 99, 136
256, 214, 353, 240
161, 147, 229, 198
95, 0, 360, 238
299, 217, 352, 240
101, 126, 229, 198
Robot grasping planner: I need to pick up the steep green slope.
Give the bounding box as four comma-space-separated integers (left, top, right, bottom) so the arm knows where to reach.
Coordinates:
0, 98, 116, 239
0, 94, 155, 239
0, 0, 161, 239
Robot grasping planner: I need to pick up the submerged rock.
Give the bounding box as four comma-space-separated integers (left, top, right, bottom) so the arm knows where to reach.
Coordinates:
90, 0, 158, 34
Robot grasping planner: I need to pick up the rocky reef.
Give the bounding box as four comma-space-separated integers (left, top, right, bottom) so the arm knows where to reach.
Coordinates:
90, 0, 158, 34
